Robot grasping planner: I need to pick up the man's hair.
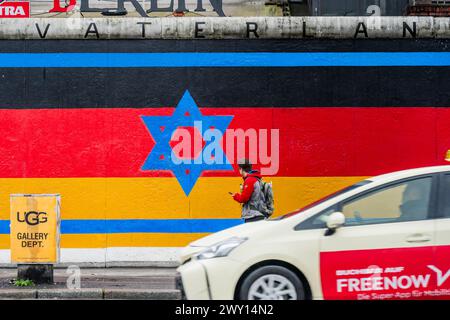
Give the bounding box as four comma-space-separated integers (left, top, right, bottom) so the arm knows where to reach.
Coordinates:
238, 158, 252, 173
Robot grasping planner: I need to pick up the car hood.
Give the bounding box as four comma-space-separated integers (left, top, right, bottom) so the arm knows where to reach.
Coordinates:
179, 220, 278, 264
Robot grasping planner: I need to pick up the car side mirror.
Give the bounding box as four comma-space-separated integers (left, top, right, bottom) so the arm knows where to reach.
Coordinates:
325, 212, 346, 236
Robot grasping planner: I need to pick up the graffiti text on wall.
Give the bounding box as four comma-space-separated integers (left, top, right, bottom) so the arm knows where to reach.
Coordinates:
0, 1, 29, 18
50, 0, 225, 17
24, 20, 422, 40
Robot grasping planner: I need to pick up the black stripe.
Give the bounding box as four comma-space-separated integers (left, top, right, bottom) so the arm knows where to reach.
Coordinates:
1, 39, 450, 53
0, 67, 448, 108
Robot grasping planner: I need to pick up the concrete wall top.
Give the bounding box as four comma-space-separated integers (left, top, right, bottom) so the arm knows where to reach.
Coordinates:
2, 16, 450, 39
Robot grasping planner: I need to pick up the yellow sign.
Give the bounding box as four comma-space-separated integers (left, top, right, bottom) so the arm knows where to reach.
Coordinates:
10, 194, 60, 264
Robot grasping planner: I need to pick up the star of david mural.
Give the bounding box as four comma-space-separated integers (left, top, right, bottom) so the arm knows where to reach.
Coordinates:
141, 90, 234, 196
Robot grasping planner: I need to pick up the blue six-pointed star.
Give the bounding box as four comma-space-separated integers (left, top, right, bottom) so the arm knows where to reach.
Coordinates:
141, 90, 234, 196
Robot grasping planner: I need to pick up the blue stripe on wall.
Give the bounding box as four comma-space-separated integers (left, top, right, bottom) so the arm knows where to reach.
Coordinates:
0, 219, 243, 234
0, 221, 8, 234
0, 52, 448, 67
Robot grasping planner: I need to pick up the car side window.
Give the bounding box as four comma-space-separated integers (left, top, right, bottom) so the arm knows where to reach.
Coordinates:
341, 177, 432, 226
295, 206, 337, 230
441, 174, 450, 218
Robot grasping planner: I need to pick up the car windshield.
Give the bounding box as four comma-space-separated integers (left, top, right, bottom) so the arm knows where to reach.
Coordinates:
273, 180, 372, 220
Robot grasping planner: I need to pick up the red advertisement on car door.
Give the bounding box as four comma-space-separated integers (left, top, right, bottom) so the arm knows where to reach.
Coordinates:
320, 245, 450, 300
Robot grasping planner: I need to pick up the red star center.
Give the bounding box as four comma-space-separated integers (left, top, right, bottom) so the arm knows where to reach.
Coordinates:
169, 126, 206, 160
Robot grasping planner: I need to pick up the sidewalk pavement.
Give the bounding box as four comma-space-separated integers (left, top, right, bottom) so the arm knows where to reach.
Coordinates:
0, 266, 181, 300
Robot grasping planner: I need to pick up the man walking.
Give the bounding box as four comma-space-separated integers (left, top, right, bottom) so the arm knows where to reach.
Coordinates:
231, 159, 266, 223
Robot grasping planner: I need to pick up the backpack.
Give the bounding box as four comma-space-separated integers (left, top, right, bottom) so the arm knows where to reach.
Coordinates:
257, 178, 274, 218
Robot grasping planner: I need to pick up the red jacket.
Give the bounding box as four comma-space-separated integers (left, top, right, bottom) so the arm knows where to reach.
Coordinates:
233, 171, 262, 204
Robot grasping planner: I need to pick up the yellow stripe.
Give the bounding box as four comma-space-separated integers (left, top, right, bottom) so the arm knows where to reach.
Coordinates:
62, 234, 107, 248
0, 177, 365, 220
0, 233, 212, 249
105, 233, 209, 247
0, 235, 8, 249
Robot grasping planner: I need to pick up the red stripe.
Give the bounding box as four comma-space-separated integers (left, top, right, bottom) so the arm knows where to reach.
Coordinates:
0, 107, 448, 178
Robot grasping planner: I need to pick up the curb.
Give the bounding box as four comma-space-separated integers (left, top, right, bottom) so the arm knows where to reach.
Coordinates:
37, 289, 103, 300
0, 289, 181, 300
105, 261, 180, 268
103, 289, 181, 300
0, 289, 37, 299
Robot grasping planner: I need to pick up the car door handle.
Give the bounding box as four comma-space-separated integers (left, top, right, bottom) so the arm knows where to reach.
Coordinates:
406, 234, 431, 243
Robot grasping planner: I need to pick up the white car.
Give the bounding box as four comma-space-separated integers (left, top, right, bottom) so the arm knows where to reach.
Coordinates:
176, 166, 450, 300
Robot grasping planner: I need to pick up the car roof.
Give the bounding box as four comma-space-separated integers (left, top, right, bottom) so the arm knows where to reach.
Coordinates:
368, 165, 450, 182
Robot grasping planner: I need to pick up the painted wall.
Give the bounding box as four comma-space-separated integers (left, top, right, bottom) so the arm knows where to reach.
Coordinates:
0, 38, 449, 263
308, 0, 410, 16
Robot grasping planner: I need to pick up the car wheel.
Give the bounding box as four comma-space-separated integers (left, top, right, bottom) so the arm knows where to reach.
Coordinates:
239, 265, 305, 300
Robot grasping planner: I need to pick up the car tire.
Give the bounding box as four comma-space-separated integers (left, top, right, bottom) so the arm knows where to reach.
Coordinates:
238, 265, 305, 300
